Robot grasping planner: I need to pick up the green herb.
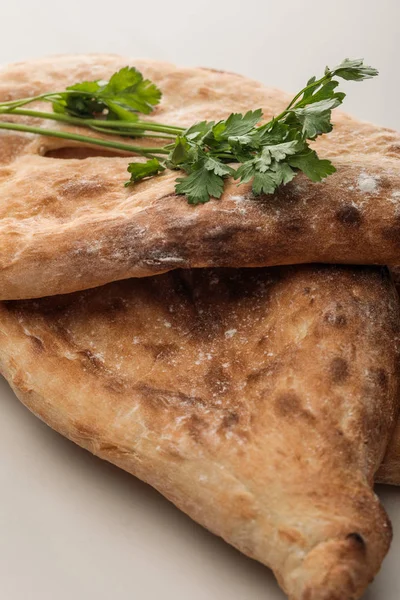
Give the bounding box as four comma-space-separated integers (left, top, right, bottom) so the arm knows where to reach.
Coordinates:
52, 66, 161, 120
125, 158, 165, 186
0, 58, 378, 204
156, 58, 378, 203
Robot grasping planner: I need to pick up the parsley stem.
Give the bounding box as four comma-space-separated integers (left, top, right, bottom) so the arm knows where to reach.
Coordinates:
0, 89, 112, 110
0, 93, 51, 110
285, 73, 330, 111
0, 121, 169, 155
257, 72, 335, 131
2, 108, 183, 137
89, 119, 183, 135
90, 125, 175, 139
261, 73, 327, 128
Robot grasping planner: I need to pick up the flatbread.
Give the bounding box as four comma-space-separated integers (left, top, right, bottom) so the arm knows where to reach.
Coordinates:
377, 420, 400, 485
377, 275, 400, 485
0, 264, 398, 600
1, 55, 400, 300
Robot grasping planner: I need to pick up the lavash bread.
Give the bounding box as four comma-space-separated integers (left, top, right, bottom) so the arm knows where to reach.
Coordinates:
0, 55, 400, 299
0, 264, 398, 600
377, 275, 400, 485
377, 420, 400, 485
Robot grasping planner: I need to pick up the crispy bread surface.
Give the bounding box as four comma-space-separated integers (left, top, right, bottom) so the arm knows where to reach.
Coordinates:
0, 264, 399, 599
1, 56, 400, 299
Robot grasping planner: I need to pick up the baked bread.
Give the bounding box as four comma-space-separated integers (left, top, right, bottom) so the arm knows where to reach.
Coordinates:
0, 264, 398, 600
1, 56, 400, 299
377, 419, 400, 485
376, 274, 400, 485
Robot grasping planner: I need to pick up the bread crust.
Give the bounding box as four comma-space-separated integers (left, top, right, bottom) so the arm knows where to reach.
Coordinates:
0, 264, 398, 599
377, 421, 400, 485
0, 56, 400, 299
377, 275, 400, 485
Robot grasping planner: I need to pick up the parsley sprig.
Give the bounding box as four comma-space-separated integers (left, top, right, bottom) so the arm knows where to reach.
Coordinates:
0, 58, 377, 204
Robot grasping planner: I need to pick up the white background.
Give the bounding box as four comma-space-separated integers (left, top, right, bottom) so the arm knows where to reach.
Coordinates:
0, 1, 399, 599
1, 0, 400, 130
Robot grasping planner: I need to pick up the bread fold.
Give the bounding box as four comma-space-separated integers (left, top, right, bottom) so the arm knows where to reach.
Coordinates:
0, 56, 400, 299
0, 264, 398, 599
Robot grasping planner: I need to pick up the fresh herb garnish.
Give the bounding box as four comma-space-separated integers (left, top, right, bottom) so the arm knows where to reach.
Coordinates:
53, 66, 162, 120
0, 58, 378, 204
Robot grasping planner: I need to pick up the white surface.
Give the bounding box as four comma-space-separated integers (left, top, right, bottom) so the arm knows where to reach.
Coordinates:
0, 1, 399, 599
2, 0, 400, 130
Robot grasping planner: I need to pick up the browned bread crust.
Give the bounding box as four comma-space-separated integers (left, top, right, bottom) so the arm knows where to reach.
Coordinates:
1, 56, 400, 299
0, 264, 398, 599
377, 275, 400, 485
377, 422, 400, 485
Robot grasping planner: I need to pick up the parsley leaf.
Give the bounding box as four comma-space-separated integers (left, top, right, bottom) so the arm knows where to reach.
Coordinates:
212, 109, 263, 141
254, 140, 300, 169
52, 81, 104, 117
204, 157, 235, 177
288, 149, 336, 182
252, 171, 279, 195
332, 58, 379, 81
291, 98, 341, 139
167, 58, 377, 202
12, 57, 375, 204
183, 121, 215, 142
103, 66, 161, 117
294, 80, 345, 109
169, 136, 191, 165
125, 158, 165, 186
175, 164, 225, 204
53, 66, 161, 120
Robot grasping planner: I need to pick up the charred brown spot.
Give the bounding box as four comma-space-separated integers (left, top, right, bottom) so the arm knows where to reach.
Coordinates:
303, 287, 311, 295
278, 216, 306, 234
381, 216, 400, 246
336, 205, 362, 227
205, 364, 231, 396
375, 368, 388, 389
275, 392, 301, 416
274, 392, 314, 421
201, 225, 256, 264
379, 175, 392, 189
369, 367, 389, 391
330, 357, 349, 383
221, 412, 239, 429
